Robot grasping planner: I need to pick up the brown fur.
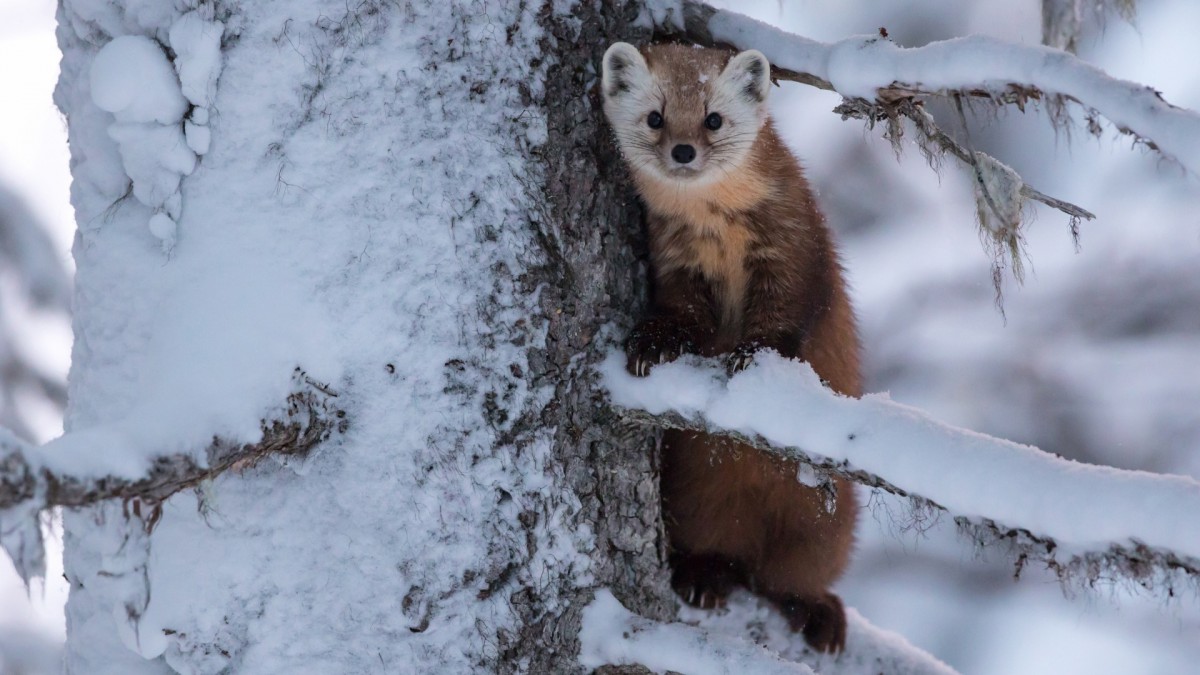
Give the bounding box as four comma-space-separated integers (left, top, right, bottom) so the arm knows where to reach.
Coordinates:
614, 44, 861, 653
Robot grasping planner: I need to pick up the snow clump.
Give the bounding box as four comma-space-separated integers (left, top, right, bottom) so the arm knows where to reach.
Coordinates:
88, 14, 224, 254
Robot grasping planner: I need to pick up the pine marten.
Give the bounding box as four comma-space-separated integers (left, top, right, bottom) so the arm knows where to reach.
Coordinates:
601, 42, 861, 653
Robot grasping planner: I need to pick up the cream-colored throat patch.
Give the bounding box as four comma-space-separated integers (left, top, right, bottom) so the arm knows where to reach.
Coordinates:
634, 166, 773, 230
637, 169, 770, 332
690, 222, 751, 332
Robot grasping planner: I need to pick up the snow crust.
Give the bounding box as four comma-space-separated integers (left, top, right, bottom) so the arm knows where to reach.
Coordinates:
601, 351, 1200, 562
704, 10, 1200, 173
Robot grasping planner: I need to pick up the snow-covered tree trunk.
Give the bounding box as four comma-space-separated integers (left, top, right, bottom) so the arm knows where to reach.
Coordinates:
50, 1, 671, 672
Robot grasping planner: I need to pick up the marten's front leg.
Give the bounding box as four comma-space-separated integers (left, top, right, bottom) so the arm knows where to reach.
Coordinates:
728, 246, 831, 374
626, 268, 715, 376
669, 551, 747, 610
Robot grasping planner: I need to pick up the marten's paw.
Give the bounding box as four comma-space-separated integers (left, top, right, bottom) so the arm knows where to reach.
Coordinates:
625, 319, 694, 377
772, 591, 847, 654
725, 343, 758, 375
670, 552, 745, 610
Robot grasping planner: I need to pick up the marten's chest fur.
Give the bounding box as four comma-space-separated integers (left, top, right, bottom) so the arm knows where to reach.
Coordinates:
649, 212, 755, 339
636, 161, 777, 344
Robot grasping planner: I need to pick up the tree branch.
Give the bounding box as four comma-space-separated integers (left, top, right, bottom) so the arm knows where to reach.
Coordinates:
654, 0, 1200, 289
831, 96, 1095, 226
582, 589, 959, 675
582, 590, 816, 675
0, 371, 345, 582
663, 2, 1198, 173
601, 352, 1200, 596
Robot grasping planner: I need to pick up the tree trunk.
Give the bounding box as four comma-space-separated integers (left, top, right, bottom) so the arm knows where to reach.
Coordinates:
53, 0, 667, 672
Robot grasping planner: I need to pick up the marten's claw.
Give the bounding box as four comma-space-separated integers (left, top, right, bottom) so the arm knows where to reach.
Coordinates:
726, 344, 758, 375
670, 552, 744, 611
675, 582, 727, 610
625, 321, 692, 377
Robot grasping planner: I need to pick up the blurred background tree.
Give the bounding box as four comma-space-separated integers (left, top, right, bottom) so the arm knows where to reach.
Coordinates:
0, 184, 70, 442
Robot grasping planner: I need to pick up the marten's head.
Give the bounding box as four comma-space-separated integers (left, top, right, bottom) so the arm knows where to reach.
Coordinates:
601, 42, 771, 188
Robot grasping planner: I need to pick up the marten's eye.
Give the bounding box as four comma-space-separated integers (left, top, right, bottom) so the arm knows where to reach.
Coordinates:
647, 111, 664, 129
704, 112, 723, 131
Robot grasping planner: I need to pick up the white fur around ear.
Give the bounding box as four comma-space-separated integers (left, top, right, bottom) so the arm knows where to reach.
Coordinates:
602, 42, 649, 100
721, 49, 771, 103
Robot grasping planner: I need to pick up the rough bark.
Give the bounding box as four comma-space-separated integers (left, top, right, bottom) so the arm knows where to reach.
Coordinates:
510, 2, 676, 669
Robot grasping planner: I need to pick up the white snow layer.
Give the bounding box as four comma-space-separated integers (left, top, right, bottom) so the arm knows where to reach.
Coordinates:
601, 351, 1200, 563
168, 12, 223, 109
53, 0, 569, 673
89, 36, 187, 124
691, 8, 1200, 174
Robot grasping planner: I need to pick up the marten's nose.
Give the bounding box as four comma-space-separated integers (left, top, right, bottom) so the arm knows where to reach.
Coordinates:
671, 144, 696, 164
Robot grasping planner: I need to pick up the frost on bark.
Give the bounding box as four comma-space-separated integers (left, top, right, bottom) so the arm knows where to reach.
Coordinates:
519, 0, 678, 663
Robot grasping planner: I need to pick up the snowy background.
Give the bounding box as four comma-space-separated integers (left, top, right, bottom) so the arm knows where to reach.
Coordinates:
0, 2, 72, 674
3, 0, 1199, 673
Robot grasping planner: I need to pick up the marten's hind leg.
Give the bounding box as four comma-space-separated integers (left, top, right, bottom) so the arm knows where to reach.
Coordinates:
669, 551, 747, 609
753, 477, 857, 653
768, 591, 847, 653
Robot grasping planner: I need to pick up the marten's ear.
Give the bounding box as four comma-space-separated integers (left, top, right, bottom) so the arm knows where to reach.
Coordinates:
720, 49, 771, 103
602, 42, 649, 100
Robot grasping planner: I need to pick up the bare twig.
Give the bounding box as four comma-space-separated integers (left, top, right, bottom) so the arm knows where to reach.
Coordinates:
832, 96, 1095, 224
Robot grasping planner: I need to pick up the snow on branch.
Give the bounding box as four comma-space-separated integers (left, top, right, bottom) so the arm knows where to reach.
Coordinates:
0, 372, 344, 583
600, 352, 1200, 596
652, 1, 1199, 294
581, 589, 959, 675
664, 1, 1199, 173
